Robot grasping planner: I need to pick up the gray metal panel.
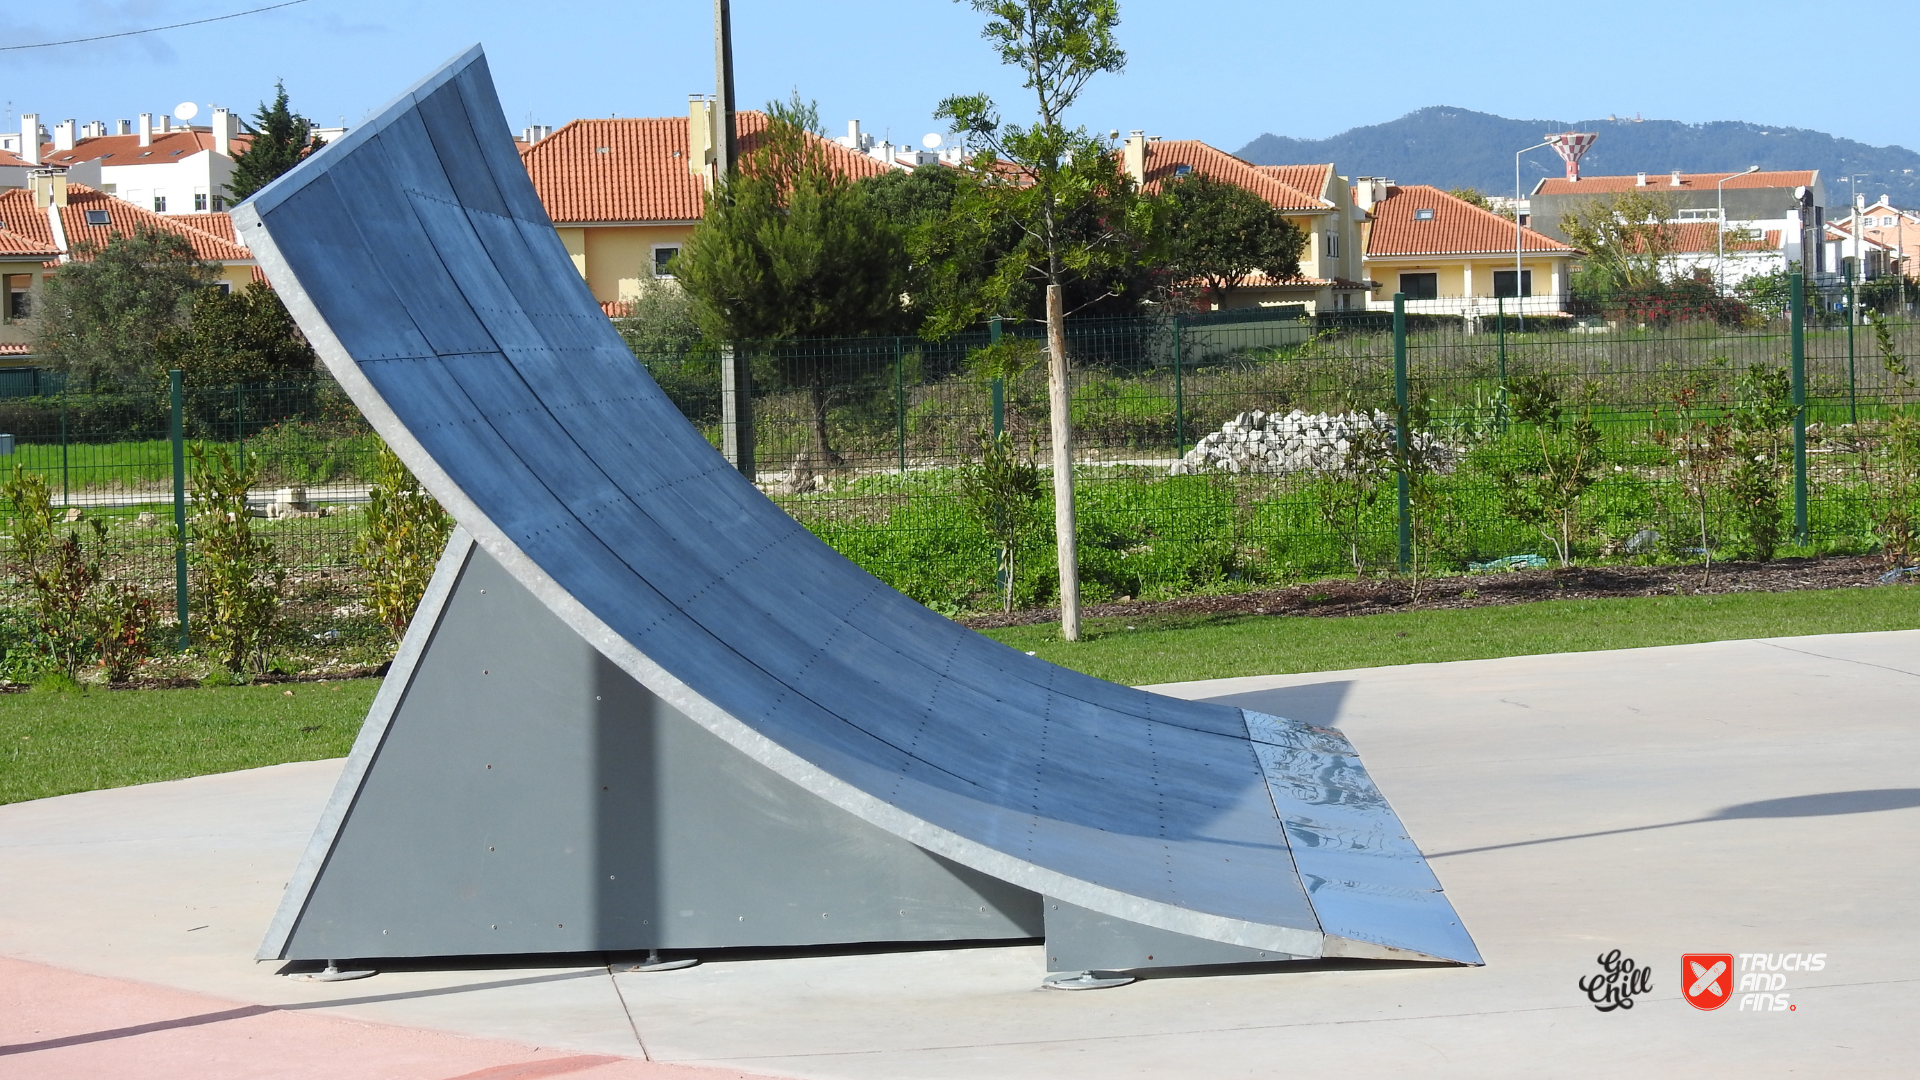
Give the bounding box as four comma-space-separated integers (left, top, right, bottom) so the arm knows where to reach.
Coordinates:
282, 545, 1042, 960
243, 46, 1477, 967
1245, 712, 1481, 964
1043, 899, 1298, 974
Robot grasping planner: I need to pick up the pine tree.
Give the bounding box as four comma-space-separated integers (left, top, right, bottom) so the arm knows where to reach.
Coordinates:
226, 81, 324, 202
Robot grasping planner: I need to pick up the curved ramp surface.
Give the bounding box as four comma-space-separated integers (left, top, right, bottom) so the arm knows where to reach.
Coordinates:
239, 47, 1479, 971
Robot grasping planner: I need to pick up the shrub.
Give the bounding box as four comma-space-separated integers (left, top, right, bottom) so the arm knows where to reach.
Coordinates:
189, 445, 284, 675
357, 444, 453, 642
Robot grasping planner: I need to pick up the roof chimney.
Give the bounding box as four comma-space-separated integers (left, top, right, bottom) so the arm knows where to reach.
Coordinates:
688, 96, 716, 184
1355, 176, 1386, 213
20, 114, 40, 165
138, 113, 153, 147
1635, 172, 1647, 186
159, 115, 172, 134
1122, 130, 1147, 185
115, 119, 131, 136
1669, 169, 1682, 187
53, 120, 76, 152
213, 107, 232, 156
29, 169, 68, 209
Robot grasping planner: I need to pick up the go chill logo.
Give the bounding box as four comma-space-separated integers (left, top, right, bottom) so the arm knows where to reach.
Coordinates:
1683, 952, 1824, 1012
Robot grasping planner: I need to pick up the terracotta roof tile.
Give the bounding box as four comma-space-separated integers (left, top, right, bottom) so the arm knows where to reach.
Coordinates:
524, 112, 893, 225
0, 227, 60, 258
1664, 222, 1780, 253
1142, 142, 1330, 211
1534, 170, 1818, 196
0, 342, 34, 356
1365, 184, 1571, 257
1255, 164, 1334, 202
35, 129, 253, 168
0, 185, 253, 263
0, 148, 30, 169
1236, 270, 1374, 289
601, 300, 632, 317
176, 211, 236, 243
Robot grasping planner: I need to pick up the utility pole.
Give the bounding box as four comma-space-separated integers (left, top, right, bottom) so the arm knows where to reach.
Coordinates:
712, 0, 738, 180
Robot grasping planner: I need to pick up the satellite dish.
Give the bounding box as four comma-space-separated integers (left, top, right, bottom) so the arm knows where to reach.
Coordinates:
174, 101, 199, 121
921, 133, 943, 150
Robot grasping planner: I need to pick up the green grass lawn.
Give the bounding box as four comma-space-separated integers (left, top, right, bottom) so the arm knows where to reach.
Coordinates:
980, 586, 1920, 686
2, 586, 1914, 807
0, 679, 378, 805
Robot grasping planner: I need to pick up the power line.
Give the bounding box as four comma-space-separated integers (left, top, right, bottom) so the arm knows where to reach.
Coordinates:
0, 0, 314, 52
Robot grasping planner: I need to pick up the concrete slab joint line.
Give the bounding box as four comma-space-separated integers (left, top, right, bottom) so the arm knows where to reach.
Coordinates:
235, 44, 1480, 980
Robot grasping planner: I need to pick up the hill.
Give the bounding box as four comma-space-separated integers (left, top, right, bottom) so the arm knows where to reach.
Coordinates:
1234, 107, 1920, 208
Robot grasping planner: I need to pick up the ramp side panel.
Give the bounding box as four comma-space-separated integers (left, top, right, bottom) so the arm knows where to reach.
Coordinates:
285, 545, 1044, 960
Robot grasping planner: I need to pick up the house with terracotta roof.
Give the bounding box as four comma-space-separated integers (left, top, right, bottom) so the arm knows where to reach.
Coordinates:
1824, 196, 1918, 280
1355, 180, 1576, 316
0, 175, 256, 367
521, 102, 891, 310
1529, 169, 1828, 277
4, 111, 253, 215
1117, 133, 1371, 313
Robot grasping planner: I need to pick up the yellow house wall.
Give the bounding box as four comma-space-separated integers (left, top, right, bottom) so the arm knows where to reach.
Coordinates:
573, 224, 697, 303
1364, 256, 1568, 300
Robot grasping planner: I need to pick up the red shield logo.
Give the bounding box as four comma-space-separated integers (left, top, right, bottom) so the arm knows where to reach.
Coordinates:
1683, 953, 1734, 1010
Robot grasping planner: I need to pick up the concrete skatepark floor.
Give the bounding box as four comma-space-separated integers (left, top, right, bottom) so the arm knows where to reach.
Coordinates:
2, 631, 1916, 1078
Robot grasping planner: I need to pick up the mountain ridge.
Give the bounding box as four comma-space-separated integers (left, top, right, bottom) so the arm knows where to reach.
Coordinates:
1233, 107, 1920, 208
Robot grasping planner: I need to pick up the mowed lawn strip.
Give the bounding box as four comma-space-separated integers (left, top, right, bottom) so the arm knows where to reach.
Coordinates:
0, 680, 379, 805
979, 587, 1920, 686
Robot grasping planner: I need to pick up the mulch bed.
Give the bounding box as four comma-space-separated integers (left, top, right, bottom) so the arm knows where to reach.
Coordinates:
958, 555, 1912, 630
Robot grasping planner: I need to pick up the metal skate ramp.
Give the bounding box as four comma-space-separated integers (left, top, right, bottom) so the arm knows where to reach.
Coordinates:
236, 46, 1479, 974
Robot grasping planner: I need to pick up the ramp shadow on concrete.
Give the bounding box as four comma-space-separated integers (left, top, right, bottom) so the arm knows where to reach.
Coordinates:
235, 46, 1480, 977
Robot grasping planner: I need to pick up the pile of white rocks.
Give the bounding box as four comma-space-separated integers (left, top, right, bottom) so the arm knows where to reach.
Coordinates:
1169, 409, 1457, 476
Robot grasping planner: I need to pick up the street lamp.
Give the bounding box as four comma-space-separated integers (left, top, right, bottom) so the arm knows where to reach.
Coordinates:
1515, 141, 1550, 327
1717, 165, 1759, 295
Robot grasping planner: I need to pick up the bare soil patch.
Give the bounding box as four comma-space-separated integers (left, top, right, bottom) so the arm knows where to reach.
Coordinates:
959, 556, 1910, 630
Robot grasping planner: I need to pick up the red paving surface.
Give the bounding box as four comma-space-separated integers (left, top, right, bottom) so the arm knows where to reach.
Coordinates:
0, 957, 770, 1080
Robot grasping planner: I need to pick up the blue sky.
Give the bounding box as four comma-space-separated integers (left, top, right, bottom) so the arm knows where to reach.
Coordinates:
5, 0, 1909, 156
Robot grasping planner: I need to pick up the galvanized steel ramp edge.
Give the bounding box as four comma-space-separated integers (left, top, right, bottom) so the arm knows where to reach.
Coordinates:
237, 46, 1480, 971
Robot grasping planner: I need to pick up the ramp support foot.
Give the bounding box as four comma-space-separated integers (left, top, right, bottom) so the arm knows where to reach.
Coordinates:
1042, 970, 1135, 991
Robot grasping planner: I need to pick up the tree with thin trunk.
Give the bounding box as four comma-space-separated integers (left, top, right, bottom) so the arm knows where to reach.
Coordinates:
32, 228, 216, 390
674, 94, 908, 471
932, 0, 1147, 641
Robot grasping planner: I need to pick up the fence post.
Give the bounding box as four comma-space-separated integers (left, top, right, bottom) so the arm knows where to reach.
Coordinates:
1844, 264, 1858, 425
1495, 294, 1508, 432
1172, 315, 1186, 458
236, 382, 247, 462
1790, 272, 1808, 545
894, 338, 906, 475
170, 370, 190, 650
59, 390, 68, 507
1393, 293, 1412, 573
720, 343, 755, 481
989, 316, 1004, 438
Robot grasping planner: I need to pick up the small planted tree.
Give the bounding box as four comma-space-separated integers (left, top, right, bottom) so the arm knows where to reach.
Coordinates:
1726, 365, 1795, 562
931, 0, 1156, 640
957, 430, 1048, 612
1493, 375, 1605, 567
357, 444, 454, 642
1653, 383, 1734, 583
189, 446, 283, 676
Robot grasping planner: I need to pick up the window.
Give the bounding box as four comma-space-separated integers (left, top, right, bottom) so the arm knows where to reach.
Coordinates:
84, 209, 111, 226
1677, 208, 1722, 222
1398, 272, 1438, 300
1884, 216, 1897, 227
152, 195, 167, 212
1326, 231, 1339, 258
7, 288, 29, 321
211, 195, 226, 211
653, 245, 681, 277
1173, 163, 1192, 176
1493, 269, 1534, 298
194, 193, 208, 211
214, 281, 232, 295
1414, 208, 1435, 221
